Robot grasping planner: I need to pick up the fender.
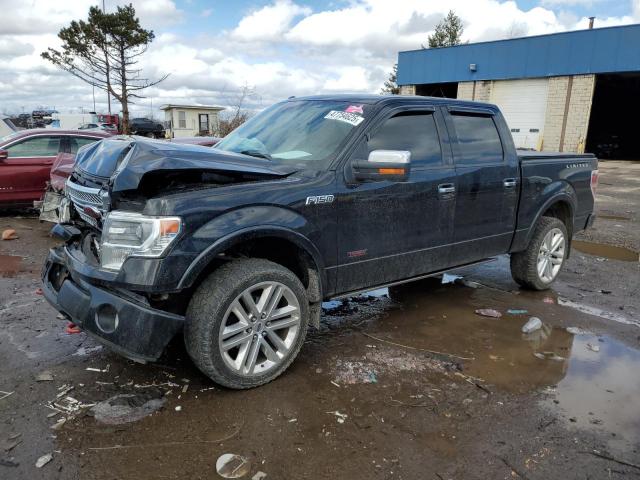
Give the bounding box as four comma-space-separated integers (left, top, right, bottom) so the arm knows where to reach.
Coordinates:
512, 182, 577, 252
178, 207, 326, 292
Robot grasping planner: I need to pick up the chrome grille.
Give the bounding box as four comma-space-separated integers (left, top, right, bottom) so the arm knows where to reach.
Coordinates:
66, 180, 102, 209
65, 178, 105, 228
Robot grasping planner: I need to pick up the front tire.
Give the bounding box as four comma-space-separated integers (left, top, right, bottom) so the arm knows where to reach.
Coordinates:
510, 216, 568, 290
185, 258, 309, 389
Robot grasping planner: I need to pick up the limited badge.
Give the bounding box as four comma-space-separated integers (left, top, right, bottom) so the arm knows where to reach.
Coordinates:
324, 110, 364, 126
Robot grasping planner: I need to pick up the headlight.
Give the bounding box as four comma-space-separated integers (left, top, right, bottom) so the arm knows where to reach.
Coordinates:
100, 211, 181, 271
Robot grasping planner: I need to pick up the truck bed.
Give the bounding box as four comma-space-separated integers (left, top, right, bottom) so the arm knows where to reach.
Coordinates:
518, 151, 596, 161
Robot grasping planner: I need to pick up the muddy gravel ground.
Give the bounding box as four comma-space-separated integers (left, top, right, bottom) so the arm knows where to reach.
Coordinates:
0, 161, 639, 480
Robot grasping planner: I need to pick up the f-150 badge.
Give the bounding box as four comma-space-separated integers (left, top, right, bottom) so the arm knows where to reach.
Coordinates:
306, 195, 334, 205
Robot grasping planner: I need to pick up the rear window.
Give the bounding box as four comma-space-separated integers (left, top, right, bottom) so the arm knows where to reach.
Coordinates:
450, 113, 503, 164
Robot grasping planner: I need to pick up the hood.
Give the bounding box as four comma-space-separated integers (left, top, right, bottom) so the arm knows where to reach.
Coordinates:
74, 137, 295, 193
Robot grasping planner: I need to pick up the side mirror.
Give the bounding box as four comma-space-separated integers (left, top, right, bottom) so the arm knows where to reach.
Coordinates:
353, 150, 411, 182
0, 150, 8, 161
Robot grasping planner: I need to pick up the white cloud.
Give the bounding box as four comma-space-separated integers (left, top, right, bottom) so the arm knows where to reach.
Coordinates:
231, 0, 312, 41
201, 8, 213, 18
0, 0, 637, 117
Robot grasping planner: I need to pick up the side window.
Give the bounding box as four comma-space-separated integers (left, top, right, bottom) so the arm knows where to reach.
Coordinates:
6, 136, 62, 157
68, 136, 100, 154
367, 111, 442, 167
178, 111, 186, 129
449, 113, 503, 164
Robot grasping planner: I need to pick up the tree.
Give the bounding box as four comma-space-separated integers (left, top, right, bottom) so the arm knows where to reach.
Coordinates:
42, 4, 167, 134
217, 85, 255, 137
380, 63, 399, 95
425, 10, 464, 48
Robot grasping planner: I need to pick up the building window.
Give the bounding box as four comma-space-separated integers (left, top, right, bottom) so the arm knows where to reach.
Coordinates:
178, 111, 186, 129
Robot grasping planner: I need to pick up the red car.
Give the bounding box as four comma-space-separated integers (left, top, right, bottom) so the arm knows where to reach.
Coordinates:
0, 129, 111, 208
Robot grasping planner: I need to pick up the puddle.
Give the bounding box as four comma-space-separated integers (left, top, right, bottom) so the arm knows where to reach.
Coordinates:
572, 240, 638, 262
0, 254, 23, 277
543, 334, 640, 451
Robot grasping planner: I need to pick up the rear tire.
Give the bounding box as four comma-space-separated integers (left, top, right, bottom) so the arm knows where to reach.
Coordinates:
510, 216, 568, 290
184, 258, 309, 389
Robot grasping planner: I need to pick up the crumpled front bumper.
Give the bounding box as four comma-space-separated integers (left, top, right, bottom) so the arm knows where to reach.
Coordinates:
41, 245, 185, 363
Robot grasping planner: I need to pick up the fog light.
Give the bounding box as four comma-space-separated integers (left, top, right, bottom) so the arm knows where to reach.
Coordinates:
95, 304, 119, 334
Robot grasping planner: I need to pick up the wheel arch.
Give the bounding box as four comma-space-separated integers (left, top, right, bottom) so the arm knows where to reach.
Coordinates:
523, 193, 576, 251
178, 226, 325, 304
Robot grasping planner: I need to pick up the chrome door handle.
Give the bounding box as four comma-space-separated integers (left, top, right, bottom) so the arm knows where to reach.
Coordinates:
503, 178, 517, 188
438, 183, 456, 194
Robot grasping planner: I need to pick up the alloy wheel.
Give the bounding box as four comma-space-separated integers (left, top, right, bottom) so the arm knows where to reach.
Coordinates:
218, 281, 301, 376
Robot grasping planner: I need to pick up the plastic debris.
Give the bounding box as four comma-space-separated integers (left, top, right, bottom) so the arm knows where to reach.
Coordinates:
1, 229, 18, 241
92, 391, 166, 425
507, 309, 528, 315
35, 453, 52, 468
50, 418, 67, 431
86, 365, 110, 373
533, 352, 565, 362
216, 453, 251, 479
542, 297, 555, 304
586, 343, 601, 353
566, 327, 592, 335
327, 411, 348, 424
522, 317, 543, 333
252, 472, 267, 480
35, 371, 54, 382
175, 406, 182, 412
65, 322, 81, 334
475, 309, 502, 318
34, 288, 43, 295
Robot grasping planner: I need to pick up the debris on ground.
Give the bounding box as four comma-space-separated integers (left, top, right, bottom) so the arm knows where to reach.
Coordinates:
35, 453, 53, 468
86, 365, 110, 373
522, 317, 543, 333
333, 359, 378, 385
586, 343, 601, 352
73, 345, 103, 356
507, 309, 528, 315
50, 417, 67, 430
543, 297, 555, 304
327, 411, 348, 424
175, 406, 182, 412
35, 371, 54, 382
216, 453, 251, 478
533, 352, 565, 362
252, 472, 268, 480
0, 458, 19, 467
92, 390, 166, 425
475, 308, 502, 318
0, 391, 14, 401
1, 229, 18, 241
566, 327, 592, 335
65, 322, 81, 334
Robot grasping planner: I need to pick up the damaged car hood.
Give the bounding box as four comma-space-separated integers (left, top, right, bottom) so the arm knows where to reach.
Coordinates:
74, 137, 295, 192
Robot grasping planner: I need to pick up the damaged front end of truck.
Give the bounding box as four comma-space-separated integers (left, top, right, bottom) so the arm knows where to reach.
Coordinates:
41, 137, 294, 362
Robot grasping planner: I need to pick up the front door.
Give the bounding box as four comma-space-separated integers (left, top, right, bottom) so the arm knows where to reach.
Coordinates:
443, 107, 519, 265
0, 135, 62, 205
199, 114, 209, 135
335, 107, 457, 294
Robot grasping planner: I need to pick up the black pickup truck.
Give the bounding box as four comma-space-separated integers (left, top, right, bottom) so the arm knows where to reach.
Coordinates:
42, 95, 598, 389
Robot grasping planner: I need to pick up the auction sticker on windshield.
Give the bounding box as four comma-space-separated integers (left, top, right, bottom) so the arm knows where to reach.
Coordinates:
324, 110, 364, 126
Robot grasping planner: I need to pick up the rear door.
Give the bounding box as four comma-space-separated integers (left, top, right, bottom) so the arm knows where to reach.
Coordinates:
0, 135, 63, 205
336, 106, 457, 293
443, 107, 519, 264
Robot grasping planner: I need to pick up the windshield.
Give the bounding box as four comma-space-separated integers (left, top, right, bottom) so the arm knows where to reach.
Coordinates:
215, 100, 370, 168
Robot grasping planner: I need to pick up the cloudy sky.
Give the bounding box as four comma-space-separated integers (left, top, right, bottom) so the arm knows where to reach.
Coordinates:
0, 0, 638, 118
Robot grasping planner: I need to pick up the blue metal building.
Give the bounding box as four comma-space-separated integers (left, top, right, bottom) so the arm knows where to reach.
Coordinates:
396, 24, 640, 157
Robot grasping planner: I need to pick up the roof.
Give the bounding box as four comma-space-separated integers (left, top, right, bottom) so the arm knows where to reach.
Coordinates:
159, 104, 224, 111
292, 94, 498, 110
397, 23, 640, 85
1, 128, 111, 142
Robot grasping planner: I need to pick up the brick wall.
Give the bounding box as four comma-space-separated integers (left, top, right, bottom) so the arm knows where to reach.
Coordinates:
542, 74, 595, 153
456, 81, 492, 101
399, 85, 416, 95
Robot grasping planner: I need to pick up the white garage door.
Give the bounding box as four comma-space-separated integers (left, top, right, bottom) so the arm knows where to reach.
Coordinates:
490, 78, 549, 150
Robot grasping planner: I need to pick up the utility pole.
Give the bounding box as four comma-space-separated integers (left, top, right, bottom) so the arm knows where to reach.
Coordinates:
92, 84, 96, 112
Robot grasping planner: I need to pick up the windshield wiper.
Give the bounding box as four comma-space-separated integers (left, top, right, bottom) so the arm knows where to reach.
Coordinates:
239, 149, 272, 160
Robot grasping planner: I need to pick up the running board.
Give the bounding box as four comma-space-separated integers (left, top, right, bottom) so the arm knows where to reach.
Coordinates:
331, 257, 496, 300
